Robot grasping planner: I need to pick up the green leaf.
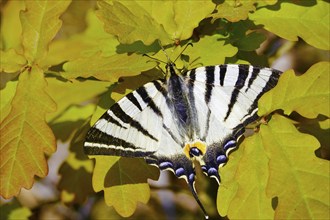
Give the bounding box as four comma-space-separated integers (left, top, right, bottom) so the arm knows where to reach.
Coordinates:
250, 1, 330, 50
263, 115, 329, 219
218, 129, 273, 219
0, 1, 25, 50
0, 49, 26, 73
96, 1, 170, 45
0, 66, 56, 198
96, 0, 215, 46
91, 156, 159, 217
46, 78, 110, 121
58, 121, 94, 204
259, 62, 330, 118
164, 0, 215, 41
20, 0, 71, 64
218, 114, 329, 219
188, 35, 238, 68
50, 104, 95, 141
44, 9, 119, 67
62, 53, 156, 82
0, 81, 18, 122
212, 0, 256, 22
0, 199, 32, 220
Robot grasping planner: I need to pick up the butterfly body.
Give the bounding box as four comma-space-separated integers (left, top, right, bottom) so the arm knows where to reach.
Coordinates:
84, 62, 281, 218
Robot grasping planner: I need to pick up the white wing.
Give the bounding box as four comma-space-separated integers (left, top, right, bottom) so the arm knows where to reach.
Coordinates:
183, 64, 281, 181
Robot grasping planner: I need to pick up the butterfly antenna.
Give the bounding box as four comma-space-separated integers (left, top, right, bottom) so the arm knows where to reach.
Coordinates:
142, 54, 167, 64
158, 40, 171, 63
173, 43, 193, 63
188, 180, 209, 219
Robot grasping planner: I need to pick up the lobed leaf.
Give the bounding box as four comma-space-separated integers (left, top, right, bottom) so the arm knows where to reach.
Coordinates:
62, 53, 156, 82
218, 130, 274, 219
96, 0, 214, 46
188, 35, 238, 68
91, 156, 159, 217
43, 9, 119, 67
218, 114, 329, 219
0, 66, 56, 198
263, 115, 329, 219
0, 0, 25, 50
20, 0, 71, 64
58, 121, 94, 204
46, 78, 110, 121
50, 104, 95, 142
96, 1, 171, 45
0, 49, 26, 73
212, 0, 256, 22
0, 199, 32, 220
259, 62, 330, 118
132, 1, 215, 43
250, 1, 330, 50
171, 0, 215, 41
0, 81, 18, 122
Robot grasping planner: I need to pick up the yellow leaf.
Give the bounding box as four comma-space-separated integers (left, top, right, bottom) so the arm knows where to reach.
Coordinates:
250, 1, 330, 50
0, 49, 26, 73
91, 156, 159, 217
46, 78, 110, 121
218, 131, 273, 218
0, 199, 32, 220
0, 66, 56, 198
96, 1, 171, 45
62, 53, 156, 82
262, 115, 329, 219
259, 62, 330, 118
212, 0, 256, 22
0, 0, 25, 51
20, 0, 71, 65
130, 1, 215, 44
58, 123, 94, 204
0, 81, 17, 122
43, 9, 119, 67
104, 183, 151, 217
187, 35, 238, 68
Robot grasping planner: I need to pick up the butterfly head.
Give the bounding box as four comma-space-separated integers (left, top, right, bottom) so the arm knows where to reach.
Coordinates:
165, 61, 182, 79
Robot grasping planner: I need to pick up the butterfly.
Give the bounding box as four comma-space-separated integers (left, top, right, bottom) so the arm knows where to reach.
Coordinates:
84, 57, 281, 218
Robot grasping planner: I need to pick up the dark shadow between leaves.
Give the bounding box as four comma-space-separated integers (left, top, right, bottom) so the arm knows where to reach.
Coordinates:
104, 157, 159, 187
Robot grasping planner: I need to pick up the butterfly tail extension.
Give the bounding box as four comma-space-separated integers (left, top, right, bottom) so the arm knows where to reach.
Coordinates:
187, 178, 209, 219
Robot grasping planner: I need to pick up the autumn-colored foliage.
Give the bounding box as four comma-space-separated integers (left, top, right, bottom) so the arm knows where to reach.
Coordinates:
0, 0, 329, 219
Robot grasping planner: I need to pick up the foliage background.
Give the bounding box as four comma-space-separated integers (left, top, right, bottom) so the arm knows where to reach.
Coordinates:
0, 0, 329, 219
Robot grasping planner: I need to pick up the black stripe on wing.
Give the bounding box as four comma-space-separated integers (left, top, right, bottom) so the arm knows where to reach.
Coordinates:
245, 66, 260, 92
136, 86, 163, 117
187, 69, 201, 138
244, 68, 282, 122
126, 93, 142, 111
233, 68, 282, 138
84, 128, 154, 157
224, 64, 249, 121
219, 64, 227, 86
100, 111, 127, 129
205, 66, 215, 103
111, 103, 158, 141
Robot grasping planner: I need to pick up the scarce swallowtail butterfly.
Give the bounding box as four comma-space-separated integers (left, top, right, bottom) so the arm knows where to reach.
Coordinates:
84, 56, 281, 218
